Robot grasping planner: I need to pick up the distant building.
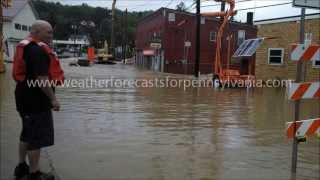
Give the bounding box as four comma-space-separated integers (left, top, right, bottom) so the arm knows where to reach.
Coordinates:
135, 8, 257, 75
68, 35, 90, 43
53, 35, 90, 48
3, 0, 39, 61
254, 14, 320, 82
52, 35, 90, 58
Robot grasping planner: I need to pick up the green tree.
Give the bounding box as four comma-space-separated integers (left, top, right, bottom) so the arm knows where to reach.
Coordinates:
32, 0, 152, 48
176, 2, 187, 12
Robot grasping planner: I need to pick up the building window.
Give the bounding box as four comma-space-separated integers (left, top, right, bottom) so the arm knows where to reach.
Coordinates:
14, 23, 21, 30
22, 25, 28, 31
201, 17, 206, 25
237, 30, 245, 46
268, 48, 284, 65
210, 31, 216, 42
168, 13, 175, 22
28, 26, 32, 32
313, 59, 320, 68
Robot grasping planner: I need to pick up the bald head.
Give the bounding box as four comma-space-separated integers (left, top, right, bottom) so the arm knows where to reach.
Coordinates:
30, 20, 53, 44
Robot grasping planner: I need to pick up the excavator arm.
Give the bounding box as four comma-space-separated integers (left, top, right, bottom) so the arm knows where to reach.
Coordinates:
202, 0, 236, 77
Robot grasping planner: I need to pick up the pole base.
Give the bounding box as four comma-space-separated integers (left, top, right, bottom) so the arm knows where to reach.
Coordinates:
297, 136, 307, 143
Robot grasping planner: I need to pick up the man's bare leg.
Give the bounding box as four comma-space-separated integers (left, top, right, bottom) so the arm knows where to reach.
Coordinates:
19, 141, 28, 163
27, 148, 54, 179
14, 142, 30, 178
28, 149, 41, 173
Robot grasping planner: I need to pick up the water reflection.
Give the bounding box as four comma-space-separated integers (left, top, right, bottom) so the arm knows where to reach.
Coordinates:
0, 60, 319, 180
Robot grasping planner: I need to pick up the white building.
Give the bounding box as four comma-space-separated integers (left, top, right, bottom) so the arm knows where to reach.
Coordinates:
3, 0, 39, 61
68, 35, 90, 43
53, 35, 90, 47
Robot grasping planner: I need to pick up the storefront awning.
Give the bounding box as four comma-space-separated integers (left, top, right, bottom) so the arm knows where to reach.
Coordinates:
143, 50, 155, 56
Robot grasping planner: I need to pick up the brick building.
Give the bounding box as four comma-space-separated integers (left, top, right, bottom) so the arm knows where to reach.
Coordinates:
254, 14, 320, 82
135, 8, 257, 75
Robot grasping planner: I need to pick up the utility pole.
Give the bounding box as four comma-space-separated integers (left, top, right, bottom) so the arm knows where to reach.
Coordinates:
0, 0, 5, 73
121, 9, 128, 63
291, 8, 306, 177
124, 8, 128, 63
111, 0, 117, 58
71, 25, 77, 57
121, 10, 124, 62
194, 0, 200, 77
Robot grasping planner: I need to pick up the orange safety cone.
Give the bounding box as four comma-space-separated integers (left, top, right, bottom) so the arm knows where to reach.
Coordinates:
87, 47, 95, 62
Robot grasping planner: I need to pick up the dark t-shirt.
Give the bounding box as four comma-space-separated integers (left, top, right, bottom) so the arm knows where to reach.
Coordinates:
15, 42, 52, 113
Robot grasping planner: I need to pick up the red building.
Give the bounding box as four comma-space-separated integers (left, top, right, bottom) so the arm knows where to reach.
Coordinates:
135, 8, 258, 75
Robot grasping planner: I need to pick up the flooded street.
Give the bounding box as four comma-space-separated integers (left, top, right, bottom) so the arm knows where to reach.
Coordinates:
1, 59, 319, 180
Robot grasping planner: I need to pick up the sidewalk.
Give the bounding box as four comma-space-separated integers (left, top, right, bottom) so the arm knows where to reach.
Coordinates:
0, 66, 59, 180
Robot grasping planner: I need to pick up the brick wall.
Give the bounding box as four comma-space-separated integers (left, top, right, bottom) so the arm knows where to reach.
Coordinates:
256, 18, 320, 82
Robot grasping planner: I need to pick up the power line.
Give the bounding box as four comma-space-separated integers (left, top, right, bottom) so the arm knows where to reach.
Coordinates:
58, 0, 195, 1
186, 0, 253, 12
200, 0, 291, 8
57, 0, 195, 9
117, 2, 166, 8
186, 0, 209, 11
201, 0, 252, 8
165, 0, 175, 7
44, 0, 295, 11
236, 2, 292, 12
187, 0, 293, 12
166, 0, 193, 8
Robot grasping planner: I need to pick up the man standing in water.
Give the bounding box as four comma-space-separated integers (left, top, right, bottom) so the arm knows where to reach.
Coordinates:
12, 20, 64, 180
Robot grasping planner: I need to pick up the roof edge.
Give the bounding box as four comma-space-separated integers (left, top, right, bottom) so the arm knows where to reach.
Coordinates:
3, 0, 39, 21
137, 7, 257, 29
29, 0, 40, 19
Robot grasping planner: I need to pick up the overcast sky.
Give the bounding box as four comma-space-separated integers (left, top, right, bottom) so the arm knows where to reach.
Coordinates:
48, 0, 319, 21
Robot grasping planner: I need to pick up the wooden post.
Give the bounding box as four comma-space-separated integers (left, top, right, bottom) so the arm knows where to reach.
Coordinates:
124, 8, 127, 62
194, 0, 200, 77
111, 0, 117, 58
0, 1, 5, 73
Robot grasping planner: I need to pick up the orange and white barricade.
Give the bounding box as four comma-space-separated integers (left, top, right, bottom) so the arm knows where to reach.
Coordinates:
287, 82, 320, 100
290, 44, 320, 62
286, 118, 320, 139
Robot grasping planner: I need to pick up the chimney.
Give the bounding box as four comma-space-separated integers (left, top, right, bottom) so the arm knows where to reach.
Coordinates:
247, 12, 254, 25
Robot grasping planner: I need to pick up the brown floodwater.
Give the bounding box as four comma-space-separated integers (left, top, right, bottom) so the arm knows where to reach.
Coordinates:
1, 59, 319, 180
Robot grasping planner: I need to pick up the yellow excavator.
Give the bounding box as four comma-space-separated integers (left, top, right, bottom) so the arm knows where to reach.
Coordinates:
96, 0, 117, 65
97, 41, 115, 64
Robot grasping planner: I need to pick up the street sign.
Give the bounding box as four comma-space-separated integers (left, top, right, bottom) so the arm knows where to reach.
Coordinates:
150, 43, 161, 49
143, 50, 155, 56
293, 0, 320, 9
